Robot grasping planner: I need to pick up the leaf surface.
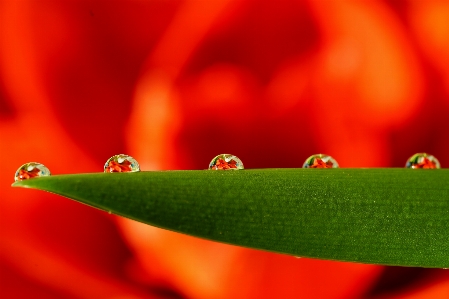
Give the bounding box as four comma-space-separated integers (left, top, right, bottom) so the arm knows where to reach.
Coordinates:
12, 169, 449, 268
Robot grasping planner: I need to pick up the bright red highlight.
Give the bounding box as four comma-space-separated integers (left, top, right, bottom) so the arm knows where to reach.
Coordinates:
104, 160, 133, 173
309, 158, 334, 168
16, 168, 40, 181
211, 158, 238, 170
410, 157, 438, 169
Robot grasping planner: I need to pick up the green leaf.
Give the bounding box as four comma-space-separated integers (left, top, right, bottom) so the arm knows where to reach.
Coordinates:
12, 169, 449, 268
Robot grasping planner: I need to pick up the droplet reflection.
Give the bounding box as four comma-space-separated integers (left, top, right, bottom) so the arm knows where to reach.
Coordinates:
405, 153, 440, 169
208, 154, 244, 170
303, 154, 339, 168
104, 154, 140, 173
14, 162, 51, 181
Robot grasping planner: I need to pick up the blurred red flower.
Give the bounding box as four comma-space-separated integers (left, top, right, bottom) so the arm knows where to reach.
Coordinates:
1, 0, 448, 298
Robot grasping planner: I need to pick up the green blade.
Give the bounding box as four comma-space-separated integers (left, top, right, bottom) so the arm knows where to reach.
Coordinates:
12, 169, 449, 268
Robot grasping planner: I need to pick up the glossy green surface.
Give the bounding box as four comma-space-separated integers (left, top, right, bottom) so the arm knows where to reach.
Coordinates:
12, 169, 449, 267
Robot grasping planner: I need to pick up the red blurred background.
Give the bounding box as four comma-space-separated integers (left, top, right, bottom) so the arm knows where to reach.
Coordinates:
1, 0, 448, 298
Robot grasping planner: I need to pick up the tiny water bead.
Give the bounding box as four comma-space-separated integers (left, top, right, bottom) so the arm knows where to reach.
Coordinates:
406, 153, 440, 169
14, 162, 51, 181
208, 154, 244, 170
303, 154, 339, 168
104, 154, 140, 173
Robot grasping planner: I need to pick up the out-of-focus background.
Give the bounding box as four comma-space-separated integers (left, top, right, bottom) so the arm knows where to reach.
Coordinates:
1, 0, 448, 298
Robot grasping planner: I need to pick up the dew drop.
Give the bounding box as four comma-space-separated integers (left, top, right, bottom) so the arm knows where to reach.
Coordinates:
405, 153, 440, 169
104, 154, 140, 173
14, 162, 51, 181
208, 154, 244, 170
303, 154, 339, 168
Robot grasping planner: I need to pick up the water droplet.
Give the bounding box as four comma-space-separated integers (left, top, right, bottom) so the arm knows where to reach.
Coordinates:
208, 154, 244, 170
294, 256, 301, 259
303, 154, 339, 168
104, 154, 140, 173
14, 162, 51, 181
406, 153, 440, 169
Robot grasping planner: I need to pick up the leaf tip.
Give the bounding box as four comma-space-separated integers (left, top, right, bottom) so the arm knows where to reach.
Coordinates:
11, 181, 26, 188
11, 179, 38, 189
